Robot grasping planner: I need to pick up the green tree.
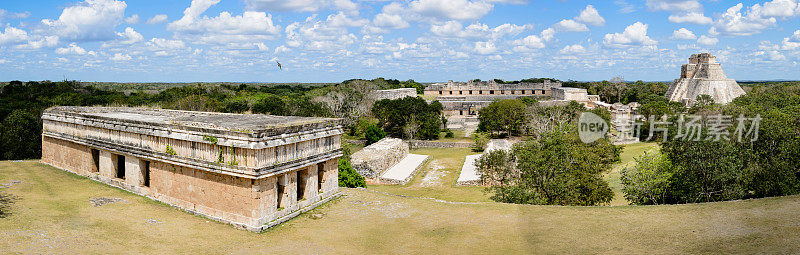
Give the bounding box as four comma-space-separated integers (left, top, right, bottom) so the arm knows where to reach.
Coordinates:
372, 97, 443, 140
364, 124, 386, 145
252, 94, 287, 115
338, 159, 366, 188
475, 149, 518, 201
1, 110, 42, 160
620, 149, 674, 205
478, 99, 526, 137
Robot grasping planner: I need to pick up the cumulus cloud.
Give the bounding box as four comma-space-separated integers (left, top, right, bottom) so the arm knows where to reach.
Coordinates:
430, 20, 529, 39
326, 12, 368, 27
147, 38, 185, 50
554, 19, 588, 32
371, 3, 410, 30
125, 14, 139, 24
755, 50, 786, 61
781, 30, 800, 50
540, 28, 554, 42
56, 43, 94, 55
576, 5, 605, 26
169, 0, 281, 43
514, 34, 545, 50
645, 0, 701, 12
409, 0, 493, 21
110, 52, 132, 61
147, 14, 168, 24
668, 12, 712, 25
245, 0, 359, 13
671, 28, 696, 40
285, 15, 357, 51
0, 9, 31, 22
560, 44, 586, 54
0, 26, 29, 45
710, 0, 800, 36
41, 0, 127, 41
15, 36, 59, 50
474, 41, 497, 54
697, 35, 718, 45
603, 22, 657, 47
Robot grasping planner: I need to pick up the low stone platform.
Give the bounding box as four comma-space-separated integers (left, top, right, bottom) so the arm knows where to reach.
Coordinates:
379, 154, 429, 185
456, 154, 482, 186
351, 138, 409, 179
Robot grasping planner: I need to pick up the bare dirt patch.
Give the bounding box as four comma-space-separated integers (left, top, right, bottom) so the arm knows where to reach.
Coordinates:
89, 197, 128, 207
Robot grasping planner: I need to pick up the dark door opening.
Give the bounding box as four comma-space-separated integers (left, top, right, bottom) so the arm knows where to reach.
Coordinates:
317, 163, 325, 193
116, 155, 126, 179
277, 176, 285, 209
143, 161, 150, 187
91, 149, 100, 173
297, 170, 307, 200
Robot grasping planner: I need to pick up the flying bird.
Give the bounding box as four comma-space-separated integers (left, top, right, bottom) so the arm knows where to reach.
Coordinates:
276, 61, 282, 70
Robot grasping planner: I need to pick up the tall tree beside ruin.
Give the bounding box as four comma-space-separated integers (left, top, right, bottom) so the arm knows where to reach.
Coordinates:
478, 99, 526, 137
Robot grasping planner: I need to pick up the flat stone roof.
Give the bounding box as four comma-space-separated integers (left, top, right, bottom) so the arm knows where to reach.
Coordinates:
44, 106, 341, 136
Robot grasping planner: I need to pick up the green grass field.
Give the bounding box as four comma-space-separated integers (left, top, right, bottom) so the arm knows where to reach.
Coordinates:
2, 143, 800, 253
604, 142, 661, 206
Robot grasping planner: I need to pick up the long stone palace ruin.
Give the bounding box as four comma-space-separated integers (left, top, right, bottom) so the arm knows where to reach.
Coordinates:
40, 106, 342, 231
666, 53, 745, 105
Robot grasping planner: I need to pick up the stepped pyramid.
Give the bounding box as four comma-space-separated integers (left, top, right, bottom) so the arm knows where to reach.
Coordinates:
665, 53, 745, 105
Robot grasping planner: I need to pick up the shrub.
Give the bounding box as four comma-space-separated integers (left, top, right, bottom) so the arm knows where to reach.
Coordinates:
338, 159, 366, 188
472, 132, 490, 152
1, 110, 42, 160
444, 129, 454, 138
364, 124, 386, 145
620, 149, 673, 205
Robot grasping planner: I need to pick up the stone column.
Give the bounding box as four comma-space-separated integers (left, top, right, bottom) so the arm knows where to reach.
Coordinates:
278, 172, 297, 208
99, 150, 115, 178
124, 156, 144, 186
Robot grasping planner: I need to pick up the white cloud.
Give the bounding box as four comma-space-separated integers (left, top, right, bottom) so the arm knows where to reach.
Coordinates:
614, 1, 636, 13
169, 0, 281, 43
42, 0, 127, 41
474, 41, 497, 54
560, 44, 586, 54
147, 38, 185, 50
430, 20, 528, 39
697, 35, 718, 45
147, 14, 168, 24
56, 43, 93, 55
781, 30, 800, 50
554, 19, 588, 32
110, 52, 132, 61
0, 9, 31, 22
603, 22, 657, 47
709, 0, 800, 36
125, 14, 139, 24
755, 50, 786, 61
576, 5, 605, 26
671, 28, 696, 40
409, 0, 493, 21
372, 3, 410, 30
668, 12, 712, 24
285, 15, 357, 50
326, 12, 368, 27
245, 0, 359, 13
646, 0, 701, 12
116, 27, 143, 44
15, 36, 59, 49
540, 28, 554, 42
0, 26, 28, 45
514, 34, 545, 50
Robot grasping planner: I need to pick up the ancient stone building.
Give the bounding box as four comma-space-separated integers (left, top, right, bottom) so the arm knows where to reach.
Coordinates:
425, 79, 563, 129
40, 106, 342, 232
371, 88, 417, 101
666, 53, 745, 105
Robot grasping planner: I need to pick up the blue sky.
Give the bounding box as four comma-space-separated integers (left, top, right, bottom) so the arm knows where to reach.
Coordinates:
1, 0, 799, 82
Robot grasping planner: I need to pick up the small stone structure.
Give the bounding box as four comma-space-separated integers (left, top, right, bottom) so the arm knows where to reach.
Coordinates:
457, 139, 513, 186
40, 106, 342, 232
665, 53, 745, 105
351, 138, 409, 180
552, 87, 589, 102
371, 88, 417, 100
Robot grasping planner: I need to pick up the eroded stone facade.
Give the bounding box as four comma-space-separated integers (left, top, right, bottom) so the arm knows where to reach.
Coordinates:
666, 53, 745, 105
40, 106, 342, 232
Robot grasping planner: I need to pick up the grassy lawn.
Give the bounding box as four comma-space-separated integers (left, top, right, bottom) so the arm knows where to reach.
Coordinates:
368, 148, 490, 203
603, 142, 660, 206
2, 160, 800, 253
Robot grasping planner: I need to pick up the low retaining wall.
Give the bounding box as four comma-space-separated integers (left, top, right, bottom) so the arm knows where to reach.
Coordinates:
409, 140, 472, 148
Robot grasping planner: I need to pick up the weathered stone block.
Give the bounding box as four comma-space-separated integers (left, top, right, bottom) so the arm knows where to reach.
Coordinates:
350, 138, 409, 179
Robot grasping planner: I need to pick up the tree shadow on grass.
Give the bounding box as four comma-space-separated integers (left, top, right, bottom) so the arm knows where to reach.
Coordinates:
0, 192, 18, 218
